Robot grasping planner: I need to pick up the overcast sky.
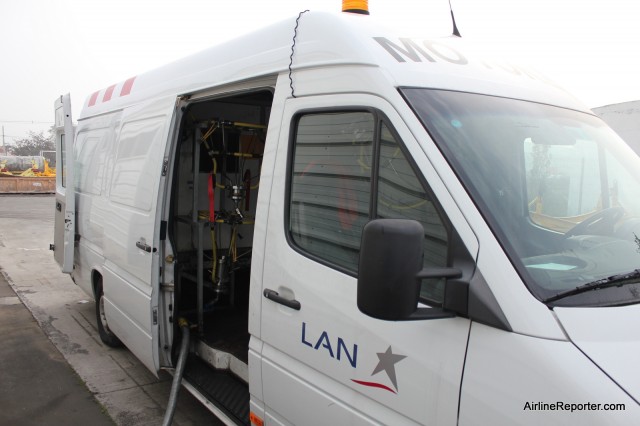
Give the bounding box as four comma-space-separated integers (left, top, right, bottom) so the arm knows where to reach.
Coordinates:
1, 0, 639, 145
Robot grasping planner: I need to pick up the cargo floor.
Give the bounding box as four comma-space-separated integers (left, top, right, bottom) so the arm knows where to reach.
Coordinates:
200, 306, 250, 364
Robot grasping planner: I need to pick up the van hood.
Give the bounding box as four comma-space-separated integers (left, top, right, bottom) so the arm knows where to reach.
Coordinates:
554, 304, 640, 401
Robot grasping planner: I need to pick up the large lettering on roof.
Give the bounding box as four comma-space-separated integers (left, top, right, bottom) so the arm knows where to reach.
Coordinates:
374, 37, 468, 65
373, 36, 553, 84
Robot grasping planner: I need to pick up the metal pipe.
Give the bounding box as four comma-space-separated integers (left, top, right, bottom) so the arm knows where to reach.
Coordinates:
162, 318, 190, 426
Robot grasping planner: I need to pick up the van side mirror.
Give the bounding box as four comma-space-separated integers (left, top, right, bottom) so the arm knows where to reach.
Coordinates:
357, 219, 465, 321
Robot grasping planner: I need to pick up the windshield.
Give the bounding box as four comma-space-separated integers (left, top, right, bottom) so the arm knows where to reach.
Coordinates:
402, 88, 640, 306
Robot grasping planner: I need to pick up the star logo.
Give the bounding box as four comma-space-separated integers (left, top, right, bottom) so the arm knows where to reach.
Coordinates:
371, 346, 407, 391
351, 345, 407, 394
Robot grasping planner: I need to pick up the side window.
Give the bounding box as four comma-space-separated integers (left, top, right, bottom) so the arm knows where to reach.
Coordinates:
288, 110, 450, 304
110, 117, 165, 211
289, 112, 374, 272
376, 123, 448, 305
60, 134, 66, 188
75, 132, 106, 195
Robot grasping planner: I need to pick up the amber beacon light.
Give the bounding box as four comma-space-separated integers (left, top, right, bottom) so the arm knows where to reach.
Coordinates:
342, 0, 370, 14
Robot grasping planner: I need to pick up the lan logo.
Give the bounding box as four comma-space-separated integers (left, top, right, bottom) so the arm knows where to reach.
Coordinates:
352, 346, 407, 394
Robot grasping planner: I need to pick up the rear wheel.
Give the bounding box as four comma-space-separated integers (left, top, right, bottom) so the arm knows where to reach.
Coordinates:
95, 277, 122, 347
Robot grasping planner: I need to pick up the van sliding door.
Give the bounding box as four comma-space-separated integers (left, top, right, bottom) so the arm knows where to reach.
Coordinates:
101, 98, 175, 373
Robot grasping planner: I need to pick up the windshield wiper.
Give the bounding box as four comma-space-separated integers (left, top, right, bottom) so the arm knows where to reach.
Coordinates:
544, 269, 640, 303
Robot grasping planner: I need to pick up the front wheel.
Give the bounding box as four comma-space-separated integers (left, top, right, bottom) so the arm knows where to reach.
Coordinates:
95, 278, 122, 347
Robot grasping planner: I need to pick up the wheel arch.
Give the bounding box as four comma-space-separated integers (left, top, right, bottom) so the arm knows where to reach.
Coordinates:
91, 268, 104, 300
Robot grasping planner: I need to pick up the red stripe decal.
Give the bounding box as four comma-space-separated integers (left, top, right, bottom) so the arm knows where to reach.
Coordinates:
103, 84, 116, 102
351, 379, 397, 394
88, 91, 100, 107
120, 76, 136, 96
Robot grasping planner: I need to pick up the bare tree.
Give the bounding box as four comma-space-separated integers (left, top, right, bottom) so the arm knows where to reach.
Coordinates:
7, 130, 54, 156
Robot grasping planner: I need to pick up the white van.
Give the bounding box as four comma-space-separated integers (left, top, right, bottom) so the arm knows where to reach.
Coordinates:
53, 7, 640, 426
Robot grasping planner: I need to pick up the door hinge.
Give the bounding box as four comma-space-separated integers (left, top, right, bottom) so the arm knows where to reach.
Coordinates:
153, 308, 158, 325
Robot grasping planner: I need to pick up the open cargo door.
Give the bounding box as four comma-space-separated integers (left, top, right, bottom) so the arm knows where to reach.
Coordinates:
53, 94, 75, 273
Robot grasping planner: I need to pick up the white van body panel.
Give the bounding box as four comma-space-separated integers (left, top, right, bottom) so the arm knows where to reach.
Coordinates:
460, 323, 639, 425
79, 13, 588, 121
555, 305, 640, 401
73, 111, 120, 297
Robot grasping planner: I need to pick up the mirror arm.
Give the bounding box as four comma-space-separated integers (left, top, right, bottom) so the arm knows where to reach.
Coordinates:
416, 267, 462, 279
414, 267, 469, 319
407, 308, 456, 321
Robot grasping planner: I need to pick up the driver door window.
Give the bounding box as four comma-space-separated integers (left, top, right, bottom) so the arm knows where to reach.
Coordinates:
376, 123, 448, 304
288, 111, 450, 305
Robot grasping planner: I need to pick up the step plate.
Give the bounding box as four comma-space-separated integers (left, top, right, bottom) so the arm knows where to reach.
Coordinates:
183, 355, 250, 425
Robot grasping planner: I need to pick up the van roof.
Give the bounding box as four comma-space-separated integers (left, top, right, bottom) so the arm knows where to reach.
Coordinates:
80, 11, 588, 119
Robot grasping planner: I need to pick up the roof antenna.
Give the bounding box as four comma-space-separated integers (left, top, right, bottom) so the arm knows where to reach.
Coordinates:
449, 0, 461, 37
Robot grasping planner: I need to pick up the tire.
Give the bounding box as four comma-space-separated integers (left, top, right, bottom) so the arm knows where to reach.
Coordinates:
95, 278, 123, 347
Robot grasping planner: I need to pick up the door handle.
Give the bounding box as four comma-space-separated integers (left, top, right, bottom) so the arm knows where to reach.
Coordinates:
136, 240, 152, 253
263, 289, 301, 311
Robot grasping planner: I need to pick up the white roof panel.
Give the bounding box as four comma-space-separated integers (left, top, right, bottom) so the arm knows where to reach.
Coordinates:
80, 11, 588, 118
